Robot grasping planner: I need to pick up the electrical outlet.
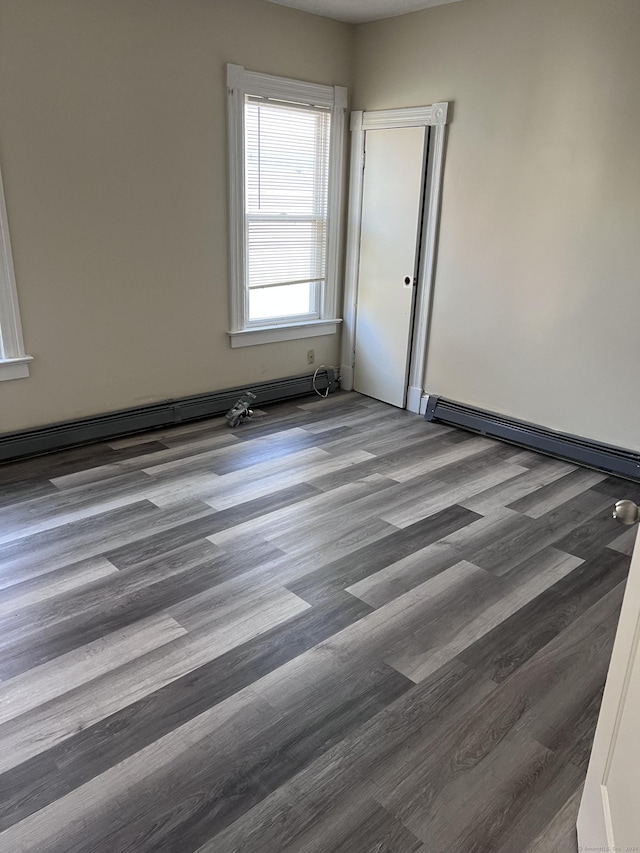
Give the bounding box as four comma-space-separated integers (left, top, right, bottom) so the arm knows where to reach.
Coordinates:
307, 349, 315, 364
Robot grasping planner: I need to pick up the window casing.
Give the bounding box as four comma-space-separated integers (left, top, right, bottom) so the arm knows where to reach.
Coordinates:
0, 162, 31, 381
226, 65, 346, 347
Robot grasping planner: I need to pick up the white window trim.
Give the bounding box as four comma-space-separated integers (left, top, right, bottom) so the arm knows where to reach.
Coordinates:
0, 161, 31, 381
226, 64, 346, 347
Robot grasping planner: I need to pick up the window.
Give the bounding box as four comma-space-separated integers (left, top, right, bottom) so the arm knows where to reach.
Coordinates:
0, 163, 31, 381
226, 64, 346, 347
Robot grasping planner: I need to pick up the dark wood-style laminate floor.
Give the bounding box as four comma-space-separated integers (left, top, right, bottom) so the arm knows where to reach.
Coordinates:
0, 391, 634, 853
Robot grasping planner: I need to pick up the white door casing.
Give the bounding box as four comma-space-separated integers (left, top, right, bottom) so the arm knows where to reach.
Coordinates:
578, 514, 640, 849
341, 103, 449, 413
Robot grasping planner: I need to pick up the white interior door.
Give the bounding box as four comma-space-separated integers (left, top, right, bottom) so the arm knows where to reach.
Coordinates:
578, 502, 640, 849
353, 126, 426, 408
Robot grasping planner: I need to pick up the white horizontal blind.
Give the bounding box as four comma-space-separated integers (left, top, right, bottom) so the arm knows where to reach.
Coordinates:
244, 97, 331, 323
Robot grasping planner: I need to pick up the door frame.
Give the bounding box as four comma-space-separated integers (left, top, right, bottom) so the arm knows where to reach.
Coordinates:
340, 102, 450, 413
577, 523, 640, 848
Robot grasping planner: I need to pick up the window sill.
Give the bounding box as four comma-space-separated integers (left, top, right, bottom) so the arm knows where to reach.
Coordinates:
228, 319, 342, 348
0, 356, 33, 382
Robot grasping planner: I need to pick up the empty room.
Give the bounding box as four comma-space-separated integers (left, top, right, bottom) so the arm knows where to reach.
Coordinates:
0, 0, 639, 850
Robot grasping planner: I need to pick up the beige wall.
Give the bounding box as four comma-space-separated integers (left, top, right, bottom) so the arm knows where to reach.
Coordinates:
0, 0, 353, 432
4, 0, 640, 452
355, 0, 640, 451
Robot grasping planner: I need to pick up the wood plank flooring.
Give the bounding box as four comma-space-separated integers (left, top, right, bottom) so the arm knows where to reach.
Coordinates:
0, 391, 633, 852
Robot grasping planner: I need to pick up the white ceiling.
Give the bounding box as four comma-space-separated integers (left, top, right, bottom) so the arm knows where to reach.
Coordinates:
264, 0, 464, 25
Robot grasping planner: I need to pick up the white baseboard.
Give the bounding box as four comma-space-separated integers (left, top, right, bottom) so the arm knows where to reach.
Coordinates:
406, 385, 423, 414
340, 364, 354, 391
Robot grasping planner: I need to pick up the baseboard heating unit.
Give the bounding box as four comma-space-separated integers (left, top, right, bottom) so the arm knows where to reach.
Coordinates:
424, 395, 640, 482
0, 371, 337, 462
